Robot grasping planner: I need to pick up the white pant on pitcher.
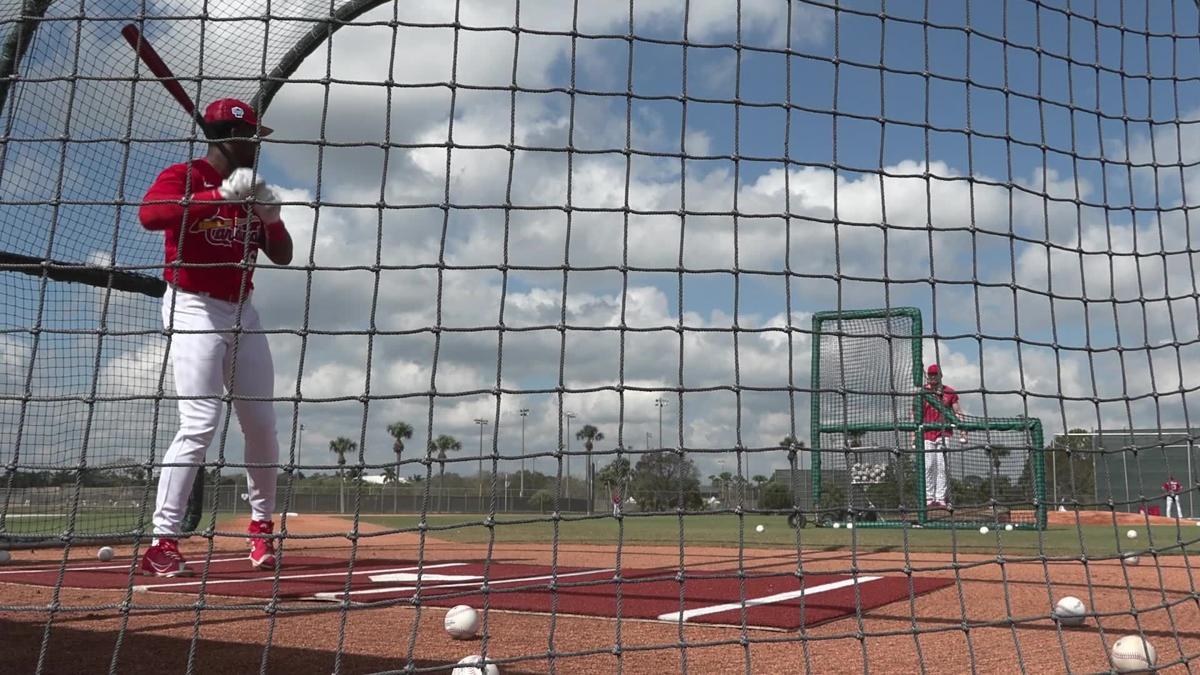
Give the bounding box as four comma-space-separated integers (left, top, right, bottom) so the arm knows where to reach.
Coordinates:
924, 438, 949, 503
152, 287, 279, 538
1166, 495, 1183, 519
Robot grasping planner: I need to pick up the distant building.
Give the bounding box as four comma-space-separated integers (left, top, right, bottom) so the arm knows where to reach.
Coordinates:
360, 474, 410, 485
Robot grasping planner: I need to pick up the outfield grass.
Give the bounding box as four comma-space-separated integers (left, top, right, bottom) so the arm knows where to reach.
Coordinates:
359, 513, 1200, 559
1, 512, 150, 537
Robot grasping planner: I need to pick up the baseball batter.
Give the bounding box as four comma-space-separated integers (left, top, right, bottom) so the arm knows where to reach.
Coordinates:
922, 364, 966, 508
137, 98, 292, 576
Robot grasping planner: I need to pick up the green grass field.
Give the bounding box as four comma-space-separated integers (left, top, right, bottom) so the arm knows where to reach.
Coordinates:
1, 511, 151, 540
359, 513, 1200, 559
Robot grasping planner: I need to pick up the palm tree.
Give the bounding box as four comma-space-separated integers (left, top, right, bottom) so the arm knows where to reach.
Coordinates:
329, 437, 357, 513
386, 421, 413, 512
718, 470, 734, 503
985, 445, 1012, 502
752, 474, 769, 504
431, 434, 462, 512
575, 424, 604, 515
387, 421, 413, 464
382, 466, 399, 512
329, 437, 356, 477
780, 435, 803, 450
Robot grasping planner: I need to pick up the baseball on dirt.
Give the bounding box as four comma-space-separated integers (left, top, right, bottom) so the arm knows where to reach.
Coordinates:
1122, 552, 1140, 566
444, 604, 480, 640
1110, 635, 1156, 673
97, 546, 114, 562
451, 655, 499, 675
1051, 596, 1086, 627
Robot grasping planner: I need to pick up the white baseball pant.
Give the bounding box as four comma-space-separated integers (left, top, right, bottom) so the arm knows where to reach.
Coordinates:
1165, 494, 1183, 519
924, 437, 949, 504
152, 287, 279, 540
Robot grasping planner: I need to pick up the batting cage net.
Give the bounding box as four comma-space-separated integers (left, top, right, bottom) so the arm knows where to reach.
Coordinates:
810, 307, 1047, 529
2, 0, 1199, 673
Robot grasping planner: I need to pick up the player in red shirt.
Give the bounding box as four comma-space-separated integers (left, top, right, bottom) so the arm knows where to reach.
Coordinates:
137, 98, 292, 577
1163, 475, 1183, 519
922, 364, 966, 508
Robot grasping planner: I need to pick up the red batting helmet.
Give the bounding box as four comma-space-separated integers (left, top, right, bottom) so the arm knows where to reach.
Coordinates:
927, 364, 941, 376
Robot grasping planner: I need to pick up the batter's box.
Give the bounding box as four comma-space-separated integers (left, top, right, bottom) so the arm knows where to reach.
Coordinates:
0, 556, 952, 631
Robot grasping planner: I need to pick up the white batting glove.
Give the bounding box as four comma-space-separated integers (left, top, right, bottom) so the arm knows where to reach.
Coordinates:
252, 183, 282, 224
217, 168, 262, 201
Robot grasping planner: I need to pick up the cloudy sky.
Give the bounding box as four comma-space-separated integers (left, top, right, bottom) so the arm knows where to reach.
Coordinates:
4, 0, 1200, 487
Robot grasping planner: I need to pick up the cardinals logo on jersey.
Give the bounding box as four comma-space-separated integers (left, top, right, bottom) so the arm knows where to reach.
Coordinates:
191, 211, 263, 249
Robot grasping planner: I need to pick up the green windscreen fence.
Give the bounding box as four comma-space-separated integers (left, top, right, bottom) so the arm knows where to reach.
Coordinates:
811, 307, 1046, 529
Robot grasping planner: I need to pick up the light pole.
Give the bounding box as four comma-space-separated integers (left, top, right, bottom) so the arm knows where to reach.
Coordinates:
519, 408, 530, 497
565, 411, 576, 504
655, 398, 668, 450
645, 431, 651, 450
474, 418, 488, 500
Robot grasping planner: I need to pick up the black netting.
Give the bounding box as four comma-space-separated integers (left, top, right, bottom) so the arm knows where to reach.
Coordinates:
3, 1, 1199, 673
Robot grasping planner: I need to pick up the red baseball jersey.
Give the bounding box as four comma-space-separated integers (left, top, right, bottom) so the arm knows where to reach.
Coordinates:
1164, 478, 1182, 494
922, 384, 958, 441
139, 158, 282, 304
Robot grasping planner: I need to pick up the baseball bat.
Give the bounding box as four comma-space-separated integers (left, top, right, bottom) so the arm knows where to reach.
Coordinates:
121, 24, 239, 166
123, 23, 218, 534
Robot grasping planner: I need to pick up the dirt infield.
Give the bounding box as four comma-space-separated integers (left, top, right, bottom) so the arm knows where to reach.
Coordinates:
1016, 509, 1200, 527
3, 514, 1199, 673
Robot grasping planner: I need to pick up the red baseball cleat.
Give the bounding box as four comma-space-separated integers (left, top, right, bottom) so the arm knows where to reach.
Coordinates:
140, 539, 190, 577
247, 519, 277, 569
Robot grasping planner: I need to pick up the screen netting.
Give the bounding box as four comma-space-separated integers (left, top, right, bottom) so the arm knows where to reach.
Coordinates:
3, 1, 1200, 673
810, 308, 1047, 528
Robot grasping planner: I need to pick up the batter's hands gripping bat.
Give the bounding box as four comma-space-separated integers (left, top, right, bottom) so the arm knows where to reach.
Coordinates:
121, 24, 239, 167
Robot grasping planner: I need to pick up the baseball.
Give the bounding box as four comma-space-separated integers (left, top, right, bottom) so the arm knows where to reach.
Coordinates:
97, 546, 114, 562
0, 549, 9, 563
1122, 552, 1140, 566
755, 524, 764, 533
1110, 635, 1156, 673
451, 655, 499, 675
979, 526, 989, 534
1004, 524, 1014, 532
846, 523, 854, 529
1051, 596, 1086, 627
444, 604, 480, 640
833, 523, 841, 529
1126, 529, 1138, 539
